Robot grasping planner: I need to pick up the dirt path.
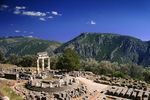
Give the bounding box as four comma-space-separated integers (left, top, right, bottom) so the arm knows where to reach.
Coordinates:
75, 77, 109, 100
76, 77, 108, 92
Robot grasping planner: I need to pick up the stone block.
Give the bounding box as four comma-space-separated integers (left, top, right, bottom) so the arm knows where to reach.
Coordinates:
125, 88, 133, 98
137, 91, 143, 100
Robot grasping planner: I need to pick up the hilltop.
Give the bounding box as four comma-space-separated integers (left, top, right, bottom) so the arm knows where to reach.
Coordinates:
55, 33, 150, 66
0, 36, 61, 57
1, 33, 150, 66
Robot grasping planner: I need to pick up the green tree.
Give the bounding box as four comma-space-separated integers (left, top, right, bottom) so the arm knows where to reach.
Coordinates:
98, 61, 116, 75
81, 59, 99, 73
56, 48, 80, 71
0, 50, 5, 63
8, 54, 21, 65
112, 71, 125, 78
143, 68, 150, 83
50, 57, 58, 70
129, 64, 143, 79
19, 55, 36, 67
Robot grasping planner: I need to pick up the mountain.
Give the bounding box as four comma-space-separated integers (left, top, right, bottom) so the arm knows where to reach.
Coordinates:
1, 33, 150, 67
55, 33, 150, 66
0, 36, 61, 57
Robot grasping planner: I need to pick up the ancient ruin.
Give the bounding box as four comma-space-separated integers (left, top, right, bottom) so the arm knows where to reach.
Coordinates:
0, 52, 150, 100
37, 52, 50, 74
106, 86, 150, 100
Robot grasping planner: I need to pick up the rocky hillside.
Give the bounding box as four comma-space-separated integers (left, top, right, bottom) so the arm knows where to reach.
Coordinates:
55, 33, 150, 66
1, 33, 150, 67
0, 36, 61, 57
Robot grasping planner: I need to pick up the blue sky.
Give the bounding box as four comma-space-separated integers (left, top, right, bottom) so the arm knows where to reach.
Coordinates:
0, 0, 150, 42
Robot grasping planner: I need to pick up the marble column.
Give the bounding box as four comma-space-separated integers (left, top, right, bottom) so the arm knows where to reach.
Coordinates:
47, 58, 50, 70
42, 58, 45, 71
37, 59, 39, 74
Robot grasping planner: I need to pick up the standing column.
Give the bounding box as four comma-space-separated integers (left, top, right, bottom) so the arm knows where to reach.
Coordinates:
37, 59, 40, 74
42, 58, 45, 71
47, 57, 50, 70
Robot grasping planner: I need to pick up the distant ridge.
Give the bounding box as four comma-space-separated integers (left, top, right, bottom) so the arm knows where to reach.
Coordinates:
55, 33, 150, 66
0, 36, 61, 57
1, 33, 150, 66
0, 36, 24, 39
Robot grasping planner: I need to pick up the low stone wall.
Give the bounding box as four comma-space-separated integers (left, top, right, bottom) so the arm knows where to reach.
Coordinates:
25, 78, 79, 93
94, 75, 147, 90
25, 82, 79, 93
106, 86, 150, 100
54, 85, 87, 100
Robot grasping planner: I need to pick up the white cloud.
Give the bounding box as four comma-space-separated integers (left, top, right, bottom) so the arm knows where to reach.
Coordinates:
22, 11, 46, 17
13, 10, 21, 14
27, 35, 33, 38
15, 30, 20, 33
13, 6, 26, 15
11, 6, 62, 21
1, 5, 9, 8
90, 20, 96, 25
0, 5, 9, 11
52, 11, 61, 16
48, 16, 53, 19
15, 6, 26, 10
39, 18, 46, 21
52, 11, 58, 15
87, 20, 96, 25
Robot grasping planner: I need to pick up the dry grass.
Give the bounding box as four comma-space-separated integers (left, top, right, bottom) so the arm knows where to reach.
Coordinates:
0, 64, 17, 69
0, 80, 23, 100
